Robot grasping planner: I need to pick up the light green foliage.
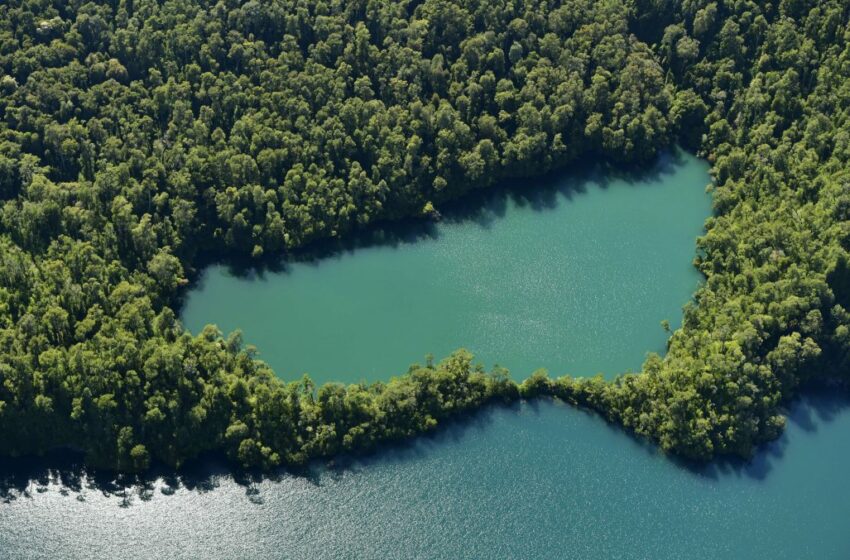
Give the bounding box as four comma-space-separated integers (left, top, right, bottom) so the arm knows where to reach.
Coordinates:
0, 0, 847, 470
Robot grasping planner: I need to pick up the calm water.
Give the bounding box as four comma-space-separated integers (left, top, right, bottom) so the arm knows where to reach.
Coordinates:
1, 395, 848, 559
182, 151, 712, 385
3, 154, 848, 558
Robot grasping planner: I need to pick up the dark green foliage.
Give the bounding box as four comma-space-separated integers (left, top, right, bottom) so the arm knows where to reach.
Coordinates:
0, 0, 847, 470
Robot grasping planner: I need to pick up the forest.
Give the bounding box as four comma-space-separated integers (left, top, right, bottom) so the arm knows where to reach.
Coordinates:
0, 0, 847, 470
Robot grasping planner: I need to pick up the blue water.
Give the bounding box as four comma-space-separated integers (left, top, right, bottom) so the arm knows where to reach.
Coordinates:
183, 151, 711, 385
3, 152, 846, 558
0, 394, 847, 559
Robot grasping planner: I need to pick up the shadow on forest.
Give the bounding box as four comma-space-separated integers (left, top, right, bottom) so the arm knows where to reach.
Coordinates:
0, 148, 726, 504
180, 148, 690, 301
1, 386, 847, 506
0, 401, 512, 507
666, 386, 850, 482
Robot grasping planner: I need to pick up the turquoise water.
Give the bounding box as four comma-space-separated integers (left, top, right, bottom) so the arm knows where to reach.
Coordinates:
182, 151, 712, 385
1, 395, 848, 559
2, 153, 848, 558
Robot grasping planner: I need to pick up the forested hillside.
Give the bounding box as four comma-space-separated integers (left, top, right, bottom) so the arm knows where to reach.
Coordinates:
0, 0, 847, 470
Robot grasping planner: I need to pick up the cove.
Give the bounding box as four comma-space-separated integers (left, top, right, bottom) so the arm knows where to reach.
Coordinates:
181, 150, 712, 385
2, 393, 849, 559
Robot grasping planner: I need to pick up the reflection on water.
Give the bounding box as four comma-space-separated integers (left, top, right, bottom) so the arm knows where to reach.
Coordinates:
8, 152, 843, 559
2, 391, 849, 560
182, 150, 712, 385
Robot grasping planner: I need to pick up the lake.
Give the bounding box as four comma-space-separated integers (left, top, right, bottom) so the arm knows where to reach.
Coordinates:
182, 150, 712, 385
1, 394, 848, 559
2, 152, 848, 559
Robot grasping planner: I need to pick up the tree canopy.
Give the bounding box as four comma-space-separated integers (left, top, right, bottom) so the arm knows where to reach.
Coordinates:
0, 0, 847, 470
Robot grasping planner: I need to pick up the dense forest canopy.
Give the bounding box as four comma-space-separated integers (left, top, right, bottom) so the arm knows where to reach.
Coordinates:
0, 0, 847, 470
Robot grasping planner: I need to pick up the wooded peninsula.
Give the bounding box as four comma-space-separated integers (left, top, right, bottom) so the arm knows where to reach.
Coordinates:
0, 0, 847, 471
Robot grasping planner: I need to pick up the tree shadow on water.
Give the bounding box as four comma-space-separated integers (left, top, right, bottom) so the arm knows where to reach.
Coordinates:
0, 403, 508, 507
671, 386, 850, 483
5, 383, 840, 507
0, 449, 282, 507
178, 147, 693, 307
326, 401, 511, 478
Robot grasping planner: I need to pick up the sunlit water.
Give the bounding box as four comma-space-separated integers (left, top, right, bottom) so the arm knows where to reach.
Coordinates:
182, 151, 712, 384
1, 395, 848, 559
6, 153, 842, 559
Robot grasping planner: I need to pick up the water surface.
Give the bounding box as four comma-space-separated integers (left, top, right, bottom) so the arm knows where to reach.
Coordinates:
182, 151, 711, 384
3, 154, 847, 558
1, 394, 848, 559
